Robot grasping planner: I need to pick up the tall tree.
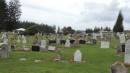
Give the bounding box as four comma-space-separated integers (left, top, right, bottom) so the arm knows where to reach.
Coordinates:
113, 11, 124, 33
57, 27, 61, 34
104, 27, 111, 31
0, 0, 8, 31
8, 0, 21, 31
62, 26, 75, 35
93, 27, 100, 33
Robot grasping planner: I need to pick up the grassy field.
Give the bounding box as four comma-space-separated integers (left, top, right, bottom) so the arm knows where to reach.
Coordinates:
0, 36, 129, 73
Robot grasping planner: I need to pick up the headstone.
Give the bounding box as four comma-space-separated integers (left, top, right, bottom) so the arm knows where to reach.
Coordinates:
111, 62, 127, 73
0, 43, 10, 58
92, 33, 97, 44
79, 37, 86, 44
73, 39, 79, 47
125, 39, 130, 66
56, 38, 60, 45
32, 46, 40, 52
22, 35, 26, 44
119, 33, 126, 52
40, 39, 46, 50
92, 33, 97, 40
17, 36, 21, 43
119, 34, 126, 44
1, 32, 7, 40
32, 34, 40, 52
1, 32, 8, 44
74, 49, 82, 63
79, 40, 86, 44
70, 40, 75, 44
48, 40, 56, 45
3, 38, 8, 44
65, 39, 71, 47
101, 41, 110, 48
48, 46, 56, 51
117, 44, 122, 54
22, 35, 27, 51
117, 32, 120, 37
100, 31, 103, 39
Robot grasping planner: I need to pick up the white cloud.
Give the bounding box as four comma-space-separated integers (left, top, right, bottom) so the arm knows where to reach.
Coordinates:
18, 0, 130, 30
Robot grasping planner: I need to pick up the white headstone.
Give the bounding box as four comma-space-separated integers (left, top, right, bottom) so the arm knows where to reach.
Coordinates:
117, 32, 120, 37
74, 49, 82, 63
101, 41, 110, 48
3, 38, 8, 44
92, 33, 97, 40
65, 39, 71, 47
125, 39, 130, 65
119, 34, 125, 44
40, 40, 46, 49
48, 46, 56, 51
17, 36, 21, 43
22, 35, 26, 44
1, 32, 7, 39
100, 31, 103, 39
56, 38, 60, 45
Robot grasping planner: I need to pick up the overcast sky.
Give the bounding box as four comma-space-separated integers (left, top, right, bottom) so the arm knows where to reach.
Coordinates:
10, 0, 130, 30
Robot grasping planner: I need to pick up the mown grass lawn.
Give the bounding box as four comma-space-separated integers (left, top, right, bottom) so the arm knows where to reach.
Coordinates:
0, 37, 129, 73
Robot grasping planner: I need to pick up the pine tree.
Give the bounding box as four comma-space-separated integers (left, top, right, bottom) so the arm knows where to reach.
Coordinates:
113, 11, 124, 33
0, 0, 8, 31
57, 27, 61, 34
8, 0, 21, 31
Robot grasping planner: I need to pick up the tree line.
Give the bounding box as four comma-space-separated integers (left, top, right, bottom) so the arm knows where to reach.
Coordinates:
0, 0, 56, 35
0, 0, 21, 31
0, 0, 124, 35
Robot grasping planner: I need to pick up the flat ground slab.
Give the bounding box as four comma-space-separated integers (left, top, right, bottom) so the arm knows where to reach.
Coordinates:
0, 44, 129, 73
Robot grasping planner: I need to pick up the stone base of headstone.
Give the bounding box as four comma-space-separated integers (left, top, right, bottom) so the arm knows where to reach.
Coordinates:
32, 46, 40, 52
70, 40, 75, 44
48, 46, 56, 51
79, 40, 86, 44
23, 48, 30, 51
92, 39, 96, 44
121, 44, 125, 52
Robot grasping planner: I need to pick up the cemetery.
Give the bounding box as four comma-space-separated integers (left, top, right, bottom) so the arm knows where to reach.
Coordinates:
0, 31, 130, 73
0, 0, 130, 73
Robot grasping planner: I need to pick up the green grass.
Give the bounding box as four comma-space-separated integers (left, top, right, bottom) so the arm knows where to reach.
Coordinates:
0, 36, 129, 73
